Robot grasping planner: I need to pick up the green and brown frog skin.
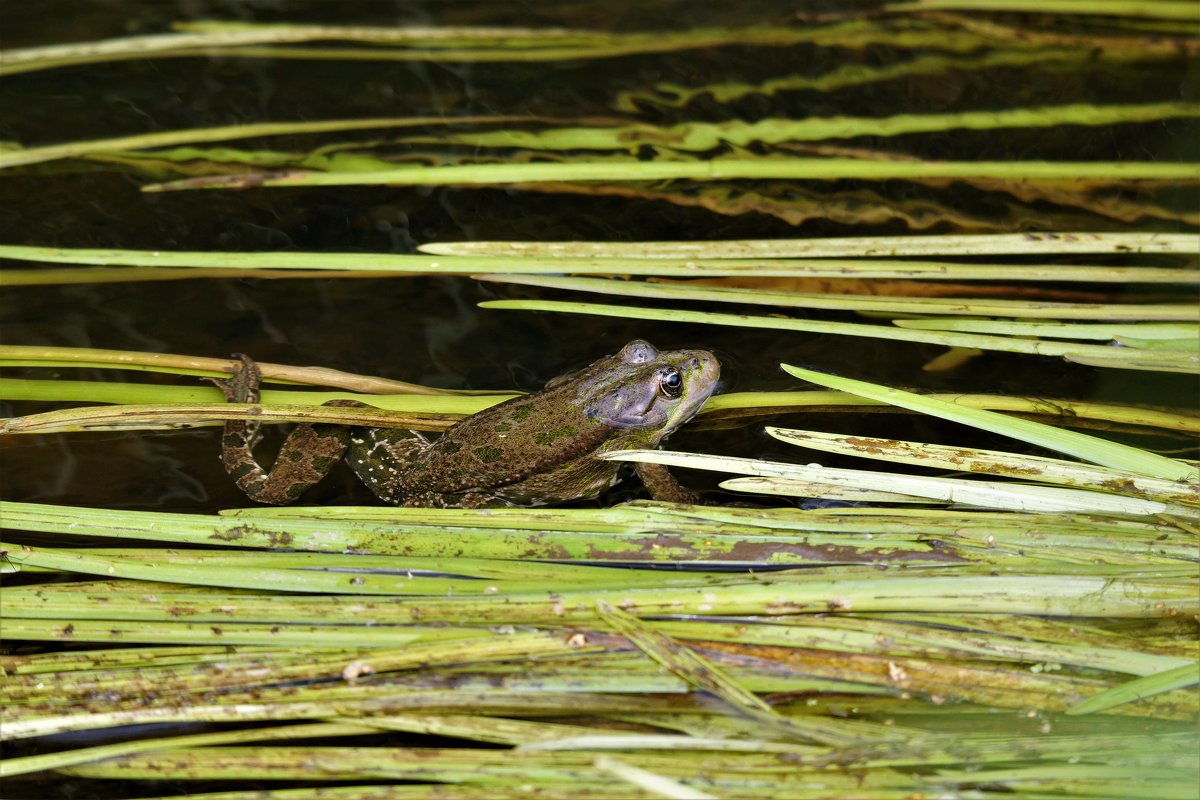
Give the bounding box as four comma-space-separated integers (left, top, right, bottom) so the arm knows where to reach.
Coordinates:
213, 340, 720, 508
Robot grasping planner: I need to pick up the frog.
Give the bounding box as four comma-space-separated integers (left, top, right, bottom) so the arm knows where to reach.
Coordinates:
211, 339, 720, 508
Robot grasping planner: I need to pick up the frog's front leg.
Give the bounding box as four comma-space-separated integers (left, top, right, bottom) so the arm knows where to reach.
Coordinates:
211, 355, 352, 505
634, 462, 704, 505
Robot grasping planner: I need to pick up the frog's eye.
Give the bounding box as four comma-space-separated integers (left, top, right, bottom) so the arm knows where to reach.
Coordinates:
659, 368, 683, 398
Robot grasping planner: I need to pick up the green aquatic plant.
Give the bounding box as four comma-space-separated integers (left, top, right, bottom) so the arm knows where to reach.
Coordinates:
2, 6, 1198, 797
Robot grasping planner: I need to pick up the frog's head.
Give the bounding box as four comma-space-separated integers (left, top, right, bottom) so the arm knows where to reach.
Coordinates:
578, 339, 720, 448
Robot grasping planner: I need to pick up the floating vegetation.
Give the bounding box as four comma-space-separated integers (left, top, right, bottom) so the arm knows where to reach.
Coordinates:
2, 234, 1197, 374
2, 4, 1198, 797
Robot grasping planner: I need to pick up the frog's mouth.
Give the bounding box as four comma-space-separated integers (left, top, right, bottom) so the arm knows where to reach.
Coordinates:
670, 350, 721, 427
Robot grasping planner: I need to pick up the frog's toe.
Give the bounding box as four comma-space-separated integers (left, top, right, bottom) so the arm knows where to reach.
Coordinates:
326, 398, 368, 409
209, 353, 263, 403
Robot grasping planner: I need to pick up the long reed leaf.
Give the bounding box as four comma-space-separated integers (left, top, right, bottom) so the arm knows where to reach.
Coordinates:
606, 450, 1184, 515
0, 500, 972, 565
597, 601, 866, 746
766, 426, 1200, 506
5, 375, 1195, 434
0, 343, 456, 393
426, 231, 1200, 257
479, 299, 1200, 371
1066, 661, 1200, 716
889, 0, 1200, 20
1, 19, 981, 77
476, 273, 1198, 320
0, 722, 377, 779
0, 401, 463, 434
144, 157, 1200, 192
779, 364, 1195, 480
7, 569, 1194, 624
895, 319, 1200, 339
0, 116, 521, 170
6, 245, 1197, 283
418, 102, 1200, 151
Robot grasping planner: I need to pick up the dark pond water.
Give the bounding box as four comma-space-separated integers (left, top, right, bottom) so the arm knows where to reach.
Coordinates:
0, 1, 1196, 510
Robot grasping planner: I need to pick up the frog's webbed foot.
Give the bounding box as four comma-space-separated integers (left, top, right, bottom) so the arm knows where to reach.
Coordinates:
210, 353, 262, 403
634, 462, 706, 505
209, 353, 267, 450
211, 354, 351, 505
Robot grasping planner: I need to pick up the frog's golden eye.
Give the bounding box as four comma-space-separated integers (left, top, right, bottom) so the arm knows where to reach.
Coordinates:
659, 368, 683, 398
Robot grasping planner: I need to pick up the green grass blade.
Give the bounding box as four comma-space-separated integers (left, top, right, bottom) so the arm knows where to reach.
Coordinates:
479, 299, 1200, 371
0, 116, 519, 170
893, 319, 1200, 340
1, 541, 681, 596
0, 500, 965, 566
779, 364, 1195, 480
1062, 350, 1200, 373
5, 241, 1196, 279
477, 273, 1197, 321
0, 722, 374, 779
6, 563, 1195, 623
606, 450, 1183, 516
1, 19, 972, 77
1114, 335, 1200, 351
766, 426, 1200, 506
418, 102, 1200, 151
1066, 661, 1200, 716
613, 48, 1167, 112
4, 375, 1195, 434
0, 400, 466, 435
11, 103, 1195, 170
888, 0, 1200, 20
6, 247, 1196, 284
144, 157, 1200, 191
0, 343, 458, 393
596, 601, 867, 747
424, 231, 1200, 258
592, 755, 718, 800
701, 391, 1200, 433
